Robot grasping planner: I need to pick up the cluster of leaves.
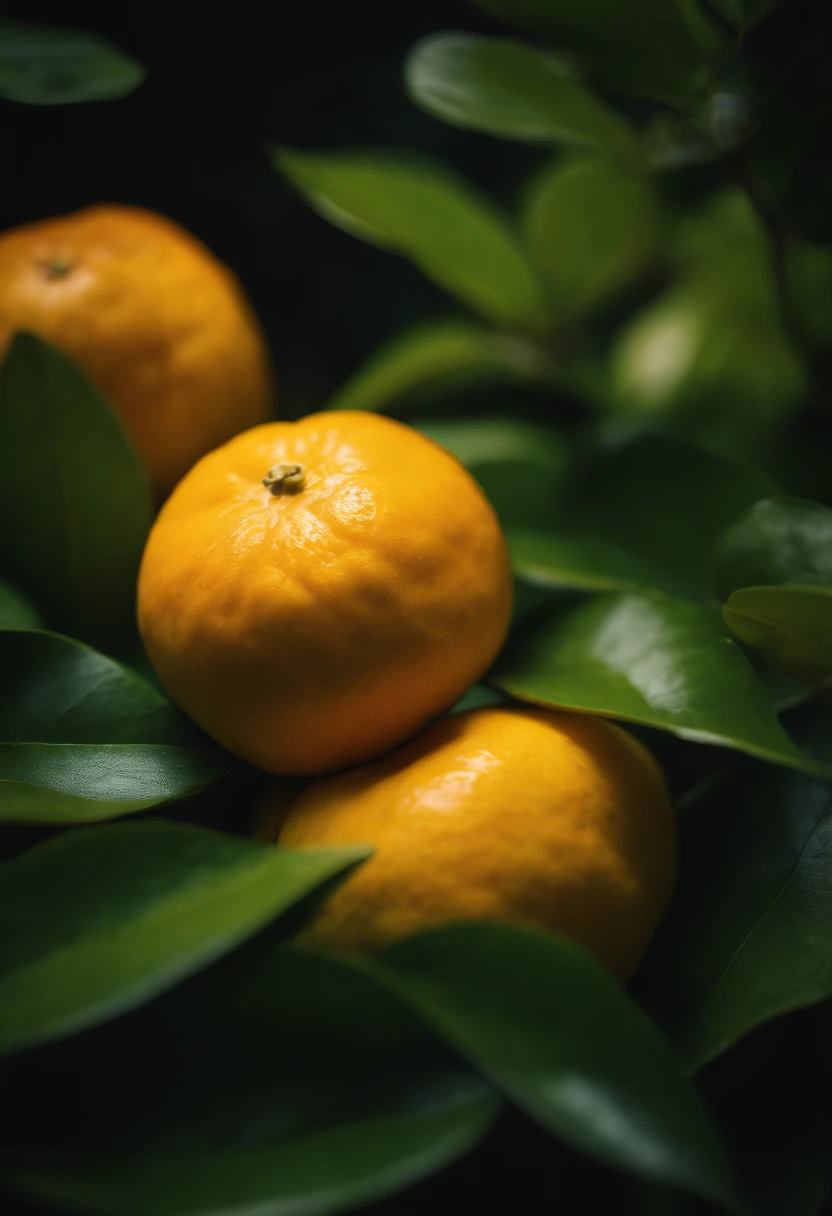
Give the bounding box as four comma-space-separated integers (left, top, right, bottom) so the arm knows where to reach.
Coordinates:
2, 4, 832, 1216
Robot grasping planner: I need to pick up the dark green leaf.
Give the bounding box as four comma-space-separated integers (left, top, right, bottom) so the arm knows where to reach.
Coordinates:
0, 580, 41, 629
1, 947, 497, 1215
364, 924, 742, 1211
493, 589, 829, 777
0, 335, 152, 652
405, 34, 637, 159
0, 743, 233, 824
635, 703, 832, 1072
413, 417, 567, 529
0, 630, 193, 745
522, 156, 657, 320
469, 0, 729, 109
713, 497, 832, 598
275, 148, 547, 329
709, 0, 780, 29
714, 499, 832, 680
0, 821, 369, 1056
508, 435, 776, 599
0, 630, 232, 823
325, 319, 555, 414
0, 19, 145, 105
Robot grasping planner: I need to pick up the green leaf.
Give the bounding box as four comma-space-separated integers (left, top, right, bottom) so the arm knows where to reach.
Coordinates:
713, 498, 832, 599
0, 630, 232, 824
363, 924, 742, 1211
405, 34, 637, 159
0, 19, 145, 105
325, 319, 555, 414
275, 148, 547, 329
522, 156, 657, 320
492, 589, 829, 777
709, 0, 780, 30
413, 417, 567, 529
607, 288, 804, 459
714, 499, 832, 680
723, 589, 832, 683
1, 946, 497, 1215
469, 0, 729, 109
508, 435, 776, 600
0, 822, 369, 1056
0, 334, 152, 652
0, 580, 41, 629
635, 703, 832, 1072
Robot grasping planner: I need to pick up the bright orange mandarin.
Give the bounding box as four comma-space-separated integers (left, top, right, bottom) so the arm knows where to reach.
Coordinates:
272, 706, 677, 980
137, 412, 513, 776
0, 205, 273, 495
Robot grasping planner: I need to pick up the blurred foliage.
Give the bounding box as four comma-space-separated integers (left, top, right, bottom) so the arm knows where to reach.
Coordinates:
3, 2, 832, 1215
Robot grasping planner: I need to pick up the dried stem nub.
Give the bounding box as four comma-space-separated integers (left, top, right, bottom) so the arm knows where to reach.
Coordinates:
263, 463, 306, 495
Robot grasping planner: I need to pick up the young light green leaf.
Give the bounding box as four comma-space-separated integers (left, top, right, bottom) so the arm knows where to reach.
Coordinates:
413, 416, 567, 529
635, 703, 832, 1072
522, 157, 657, 320
508, 435, 776, 600
405, 34, 637, 159
325, 319, 555, 414
492, 589, 830, 778
363, 924, 742, 1212
0, 334, 152, 652
275, 148, 548, 329
0, 19, 145, 105
0, 580, 41, 629
469, 0, 729, 109
0, 630, 231, 824
0, 822, 369, 1056
0, 946, 497, 1214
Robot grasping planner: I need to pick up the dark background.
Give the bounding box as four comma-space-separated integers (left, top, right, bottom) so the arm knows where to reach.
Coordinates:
0, 1, 547, 417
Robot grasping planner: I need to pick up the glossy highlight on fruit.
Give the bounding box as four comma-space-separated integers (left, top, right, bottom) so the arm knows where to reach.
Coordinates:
271, 706, 677, 980
138, 411, 513, 776
0, 205, 274, 495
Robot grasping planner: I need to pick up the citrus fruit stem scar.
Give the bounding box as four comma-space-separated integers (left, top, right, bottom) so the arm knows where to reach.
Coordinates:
263, 463, 306, 495
41, 256, 74, 280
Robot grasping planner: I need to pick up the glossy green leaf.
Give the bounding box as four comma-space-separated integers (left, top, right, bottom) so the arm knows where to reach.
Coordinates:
713, 498, 832, 600
0, 822, 369, 1056
413, 417, 567, 529
0, 630, 231, 823
1, 947, 497, 1215
0, 19, 145, 105
325, 319, 555, 414
0, 335, 152, 651
522, 157, 657, 320
275, 148, 547, 329
0, 743, 234, 824
493, 589, 829, 778
469, 0, 729, 108
364, 924, 742, 1211
405, 35, 636, 159
0, 580, 41, 629
635, 703, 832, 1072
508, 435, 776, 600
